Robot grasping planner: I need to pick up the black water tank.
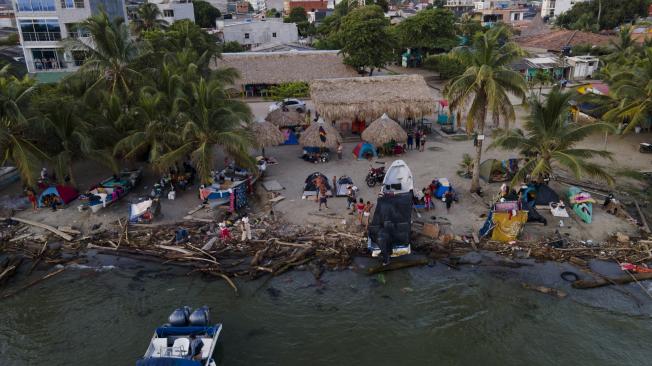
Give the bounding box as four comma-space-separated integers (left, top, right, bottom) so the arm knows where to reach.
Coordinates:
168, 306, 191, 326
189, 306, 211, 326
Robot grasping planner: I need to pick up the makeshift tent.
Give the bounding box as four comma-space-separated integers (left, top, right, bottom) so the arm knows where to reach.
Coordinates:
352, 142, 378, 160
479, 158, 519, 183
367, 192, 412, 261
522, 184, 560, 209
479, 201, 528, 242
303, 172, 331, 197
129, 199, 160, 223
431, 178, 456, 199
281, 129, 299, 145
38, 185, 78, 208
382, 160, 414, 194
336, 175, 354, 196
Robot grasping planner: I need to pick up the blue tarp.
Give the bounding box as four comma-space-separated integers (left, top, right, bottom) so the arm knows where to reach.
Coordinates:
282, 130, 298, 145
136, 358, 202, 366
155, 325, 219, 337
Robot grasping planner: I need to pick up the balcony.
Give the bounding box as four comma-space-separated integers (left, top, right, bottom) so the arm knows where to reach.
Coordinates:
31, 58, 83, 72
21, 32, 62, 42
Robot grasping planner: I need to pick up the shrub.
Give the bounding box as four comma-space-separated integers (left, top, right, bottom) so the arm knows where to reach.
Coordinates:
423, 54, 465, 79
266, 82, 310, 100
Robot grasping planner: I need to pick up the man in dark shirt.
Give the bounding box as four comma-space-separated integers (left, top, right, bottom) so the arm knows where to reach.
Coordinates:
187, 334, 204, 361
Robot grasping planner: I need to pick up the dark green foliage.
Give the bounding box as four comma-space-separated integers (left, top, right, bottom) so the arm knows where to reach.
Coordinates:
193, 0, 221, 28
423, 54, 465, 79
556, 0, 650, 31
393, 8, 457, 52
221, 41, 245, 53
266, 82, 310, 100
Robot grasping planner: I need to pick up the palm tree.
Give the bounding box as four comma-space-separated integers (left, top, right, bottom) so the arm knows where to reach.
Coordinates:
156, 78, 254, 183
131, 1, 168, 35
490, 87, 614, 186
529, 69, 554, 100
602, 49, 652, 133
62, 11, 142, 96
444, 26, 527, 192
113, 89, 182, 163
0, 75, 46, 187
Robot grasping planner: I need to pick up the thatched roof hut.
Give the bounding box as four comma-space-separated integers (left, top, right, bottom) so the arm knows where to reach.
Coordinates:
265, 108, 305, 127
215, 51, 359, 87
252, 120, 285, 148
361, 113, 407, 146
299, 119, 342, 148
310, 75, 436, 121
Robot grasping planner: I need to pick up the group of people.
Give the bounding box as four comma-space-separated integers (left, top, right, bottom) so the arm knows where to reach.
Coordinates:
421, 180, 455, 213
407, 129, 427, 152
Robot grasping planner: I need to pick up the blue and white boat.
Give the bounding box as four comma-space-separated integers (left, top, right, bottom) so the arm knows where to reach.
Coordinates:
136, 306, 222, 366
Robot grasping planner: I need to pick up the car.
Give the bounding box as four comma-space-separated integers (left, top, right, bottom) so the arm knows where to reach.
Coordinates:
268, 98, 306, 113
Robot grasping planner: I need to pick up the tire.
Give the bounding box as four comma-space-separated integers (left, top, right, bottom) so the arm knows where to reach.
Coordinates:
366, 175, 376, 187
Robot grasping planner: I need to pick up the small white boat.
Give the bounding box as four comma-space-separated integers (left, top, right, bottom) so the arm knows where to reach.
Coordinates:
381, 160, 414, 194
137, 306, 222, 366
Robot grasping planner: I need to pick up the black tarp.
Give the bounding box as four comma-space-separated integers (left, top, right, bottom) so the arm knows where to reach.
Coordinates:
303, 172, 330, 192
368, 192, 412, 261
533, 184, 560, 206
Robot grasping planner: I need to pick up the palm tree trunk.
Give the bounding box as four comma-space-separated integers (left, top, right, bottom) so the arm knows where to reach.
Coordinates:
470, 105, 486, 193
67, 164, 76, 187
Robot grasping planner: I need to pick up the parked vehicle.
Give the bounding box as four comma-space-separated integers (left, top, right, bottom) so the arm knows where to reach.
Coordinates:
365, 162, 386, 187
268, 98, 306, 113
639, 142, 652, 153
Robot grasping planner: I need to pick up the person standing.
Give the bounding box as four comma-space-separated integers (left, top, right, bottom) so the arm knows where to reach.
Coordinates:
444, 187, 454, 213
26, 188, 37, 211
415, 130, 421, 150
318, 188, 329, 210
363, 200, 374, 229
240, 215, 252, 241
407, 133, 414, 150
420, 132, 426, 152
336, 143, 343, 160
346, 185, 356, 210
332, 175, 337, 197
423, 188, 432, 211
356, 198, 365, 225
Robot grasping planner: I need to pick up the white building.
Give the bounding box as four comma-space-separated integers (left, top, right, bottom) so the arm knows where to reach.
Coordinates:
217, 18, 298, 48
15, 0, 128, 75
206, 0, 228, 13
541, 0, 588, 19
566, 55, 599, 79
149, 0, 195, 23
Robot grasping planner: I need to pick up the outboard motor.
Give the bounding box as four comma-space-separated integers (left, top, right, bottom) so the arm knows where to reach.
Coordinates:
189, 306, 211, 326
168, 306, 191, 326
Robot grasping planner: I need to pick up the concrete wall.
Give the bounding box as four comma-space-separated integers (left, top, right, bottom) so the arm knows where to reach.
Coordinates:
221, 19, 298, 46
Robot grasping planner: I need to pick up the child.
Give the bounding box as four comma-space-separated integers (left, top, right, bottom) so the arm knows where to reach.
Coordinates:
356, 198, 366, 225
423, 188, 432, 211
444, 187, 454, 213
318, 188, 329, 210
26, 188, 37, 212
420, 133, 426, 152
363, 201, 374, 229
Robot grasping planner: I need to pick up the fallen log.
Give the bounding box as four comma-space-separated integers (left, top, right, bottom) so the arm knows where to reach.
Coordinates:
572, 272, 652, 289
634, 201, 651, 234
9, 217, 73, 241
522, 283, 567, 298
367, 258, 429, 275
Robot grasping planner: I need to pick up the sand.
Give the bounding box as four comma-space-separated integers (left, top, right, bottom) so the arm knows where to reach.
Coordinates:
0, 100, 647, 243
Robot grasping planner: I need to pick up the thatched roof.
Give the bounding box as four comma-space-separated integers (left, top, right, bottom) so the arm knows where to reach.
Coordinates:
310, 75, 436, 121
361, 113, 407, 146
299, 119, 342, 148
215, 51, 359, 86
265, 108, 305, 127
252, 121, 285, 148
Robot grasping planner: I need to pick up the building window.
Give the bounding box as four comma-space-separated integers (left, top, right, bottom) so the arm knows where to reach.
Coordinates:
19, 19, 61, 42
65, 23, 89, 38
60, 0, 84, 8
272, 32, 276, 38
16, 0, 56, 12
31, 48, 63, 70
163, 9, 174, 17
244, 33, 249, 39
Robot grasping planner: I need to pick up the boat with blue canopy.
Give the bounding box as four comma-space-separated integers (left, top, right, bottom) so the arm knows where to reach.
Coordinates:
136, 306, 222, 366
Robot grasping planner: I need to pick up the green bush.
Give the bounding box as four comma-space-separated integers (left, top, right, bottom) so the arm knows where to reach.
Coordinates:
221, 41, 245, 53
266, 82, 310, 101
0, 33, 19, 46
423, 54, 466, 79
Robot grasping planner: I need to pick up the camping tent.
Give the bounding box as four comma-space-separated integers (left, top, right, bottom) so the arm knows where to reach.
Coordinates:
352, 142, 378, 160
479, 159, 519, 183
367, 192, 412, 261
336, 176, 354, 196
522, 184, 560, 208
38, 185, 79, 208
303, 172, 331, 197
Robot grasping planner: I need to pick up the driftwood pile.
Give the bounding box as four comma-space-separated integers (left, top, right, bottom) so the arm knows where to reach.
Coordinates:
0, 215, 368, 294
